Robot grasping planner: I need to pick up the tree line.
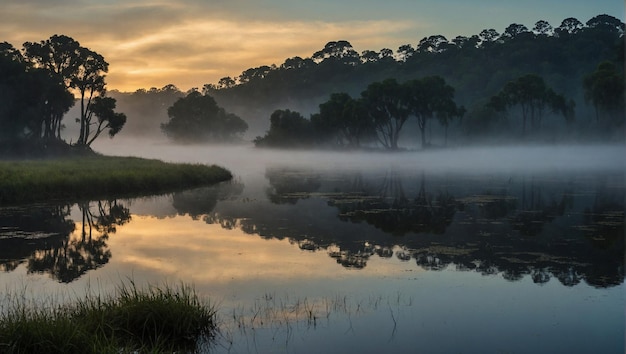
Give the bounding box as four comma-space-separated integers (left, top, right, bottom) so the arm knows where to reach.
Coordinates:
204, 14, 624, 145
1, 14, 623, 150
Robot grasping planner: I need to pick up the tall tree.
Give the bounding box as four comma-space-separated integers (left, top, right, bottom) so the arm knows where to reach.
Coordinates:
405, 76, 463, 148
1, 42, 73, 141
313, 93, 373, 147
312, 40, 360, 65
84, 96, 127, 146
583, 61, 625, 124
254, 109, 314, 147
360, 79, 409, 150
491, 74, 573, 136
23, 35, 111, 145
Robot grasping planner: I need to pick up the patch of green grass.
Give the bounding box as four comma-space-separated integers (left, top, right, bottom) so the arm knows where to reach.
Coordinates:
0, 155, 232, 205
0, 281, 216, 353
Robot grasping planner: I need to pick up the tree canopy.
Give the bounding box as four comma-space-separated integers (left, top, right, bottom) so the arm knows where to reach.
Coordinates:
1, 35, 126, 152
161, 91, 248, 143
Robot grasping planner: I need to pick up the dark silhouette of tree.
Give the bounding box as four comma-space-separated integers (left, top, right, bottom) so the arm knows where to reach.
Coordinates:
417, 35, 450, 53
22, 35, 124, 146
360, 78, 409, 150
0, 42, 74, 142
396, 44, 415, 62
501, 23, 530, 40
479, 29, 500, 44
404, 76, 464, 148
83, 96, 127, 146
312, 93, 374, 147
556, 17, 584, 35
583, 61, 625, 124
533, 20, 554, 36
254, 109, 315, 147
490, 74, 574, 136
312, 40, 360, 66
161, 91, 247, 143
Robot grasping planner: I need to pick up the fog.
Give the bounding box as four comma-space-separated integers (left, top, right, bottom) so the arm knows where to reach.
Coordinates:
92, 137, 625, 179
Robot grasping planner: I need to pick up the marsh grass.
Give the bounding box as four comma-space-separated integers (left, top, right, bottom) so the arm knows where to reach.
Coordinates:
0, 281, 216, 353
0, 155, 232, 205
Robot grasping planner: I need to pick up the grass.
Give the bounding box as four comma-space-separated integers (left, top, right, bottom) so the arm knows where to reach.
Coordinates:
0, 155, 232, 205
0, 281, 217, 353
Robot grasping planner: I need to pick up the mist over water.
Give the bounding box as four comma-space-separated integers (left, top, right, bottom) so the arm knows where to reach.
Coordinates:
92, 138, 625, 177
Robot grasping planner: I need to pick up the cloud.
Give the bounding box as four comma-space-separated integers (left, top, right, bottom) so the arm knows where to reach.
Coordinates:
1, 1, 421, 91
2, 0, 619, 91
96, 18, 419, 91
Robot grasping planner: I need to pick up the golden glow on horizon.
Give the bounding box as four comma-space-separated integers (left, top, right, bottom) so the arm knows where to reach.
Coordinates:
98, 19, 416, 92
2, 0, 620, 92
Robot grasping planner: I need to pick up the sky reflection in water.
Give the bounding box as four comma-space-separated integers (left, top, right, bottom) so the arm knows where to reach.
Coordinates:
0, 144, 624, 353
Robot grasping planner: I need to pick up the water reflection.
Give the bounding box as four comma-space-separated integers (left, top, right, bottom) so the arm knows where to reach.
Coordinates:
0, 200, 130, 283
0, 169, 623, 289
174, 168, 623, 288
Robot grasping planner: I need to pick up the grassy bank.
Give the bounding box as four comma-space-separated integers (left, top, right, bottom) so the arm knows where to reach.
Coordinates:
0, 155, 232, 205
0, 282, 216, 353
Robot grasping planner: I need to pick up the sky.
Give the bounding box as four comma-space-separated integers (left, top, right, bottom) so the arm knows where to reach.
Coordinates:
1, 0, 623, 92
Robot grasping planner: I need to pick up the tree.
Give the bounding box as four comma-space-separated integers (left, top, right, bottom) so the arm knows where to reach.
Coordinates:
502, 24, 530, 40
254, 109, 314, 147
23, 35, 112, 146
83, 96, 127, 146
533, 20, 554, 36
583, 61, 625, 124
313, 93, 373, 147
417, 35, 449, 53
312, 40, 360, 65
491, 74, 573, 136
404, 76, 463, 148
586, 14, 625, 34
479, 29, 500, 44
360, 79, 409, 150
556, 17, 583, 36
0, 42, 73, 142
216, 76, 236, 89
161, 91, 248, 143
396, 44, 415, 62
360, 50, 379, 64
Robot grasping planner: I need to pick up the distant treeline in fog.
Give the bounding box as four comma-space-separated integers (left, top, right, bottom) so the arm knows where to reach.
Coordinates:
107, 14, 624, 148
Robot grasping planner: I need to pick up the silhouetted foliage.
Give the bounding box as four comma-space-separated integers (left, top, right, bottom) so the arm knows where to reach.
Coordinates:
161, 91, 248, 143
254, 109, 316, 147
490, 74, 574, 136
583, 61, 625, 125
202, 14, 623, 143
1, 35, 126, 151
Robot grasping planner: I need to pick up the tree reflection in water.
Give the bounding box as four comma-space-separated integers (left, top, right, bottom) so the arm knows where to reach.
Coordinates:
0, 200, 130, 283
169, 167, 623, 288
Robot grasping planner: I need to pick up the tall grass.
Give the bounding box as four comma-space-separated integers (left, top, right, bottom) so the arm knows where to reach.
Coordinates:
0, 155, 232, 205
0, 281, 216, 353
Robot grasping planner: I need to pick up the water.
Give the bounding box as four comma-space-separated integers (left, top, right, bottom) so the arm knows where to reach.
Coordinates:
1, 142, 624, 353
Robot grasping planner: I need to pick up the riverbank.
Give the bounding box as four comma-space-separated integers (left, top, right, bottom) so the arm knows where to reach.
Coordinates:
0, 154, 232, 205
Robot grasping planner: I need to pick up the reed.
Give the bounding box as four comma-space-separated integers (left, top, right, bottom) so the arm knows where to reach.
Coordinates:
0, 281, 216, 353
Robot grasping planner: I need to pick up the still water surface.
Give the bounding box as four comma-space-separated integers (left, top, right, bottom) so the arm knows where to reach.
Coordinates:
1, 143, 624, 353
